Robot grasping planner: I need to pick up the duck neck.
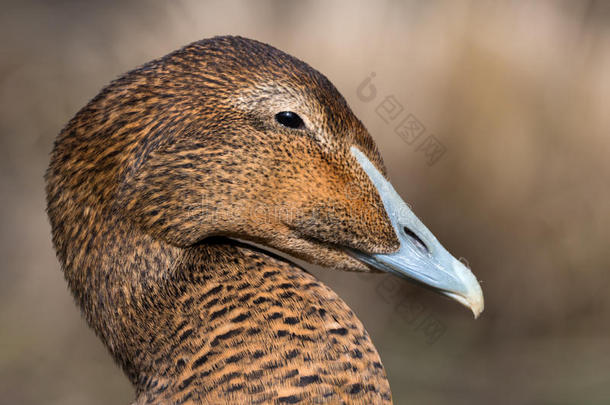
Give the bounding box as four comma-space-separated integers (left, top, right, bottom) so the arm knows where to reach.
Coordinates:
53, 204, 177, 380
53, 202, 391, 402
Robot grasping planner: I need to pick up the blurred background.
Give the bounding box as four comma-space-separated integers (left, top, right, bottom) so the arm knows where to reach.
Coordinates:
1, 0, 609, 404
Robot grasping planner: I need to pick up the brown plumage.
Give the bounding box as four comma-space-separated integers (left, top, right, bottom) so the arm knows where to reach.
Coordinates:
46, 35, 483, 404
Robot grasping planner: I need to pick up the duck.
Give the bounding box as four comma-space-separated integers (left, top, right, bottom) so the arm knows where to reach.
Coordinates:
45, 35, 483, 404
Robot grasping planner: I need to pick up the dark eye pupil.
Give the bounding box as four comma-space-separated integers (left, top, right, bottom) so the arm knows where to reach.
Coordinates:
275, 111, 304, 129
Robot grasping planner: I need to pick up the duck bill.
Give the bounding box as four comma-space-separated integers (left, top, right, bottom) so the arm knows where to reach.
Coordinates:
349, 147, 484, 318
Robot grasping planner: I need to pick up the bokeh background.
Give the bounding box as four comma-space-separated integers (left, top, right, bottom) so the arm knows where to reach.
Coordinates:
1, 1, 609, 404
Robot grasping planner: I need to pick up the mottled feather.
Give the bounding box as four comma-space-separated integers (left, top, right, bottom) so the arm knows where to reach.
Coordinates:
46, 36, 399, 404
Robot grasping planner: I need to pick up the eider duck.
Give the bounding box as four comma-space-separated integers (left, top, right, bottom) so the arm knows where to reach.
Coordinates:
46, 36, 483, 404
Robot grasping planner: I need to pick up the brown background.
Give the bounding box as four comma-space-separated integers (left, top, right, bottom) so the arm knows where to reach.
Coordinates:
1, 1, 609, 404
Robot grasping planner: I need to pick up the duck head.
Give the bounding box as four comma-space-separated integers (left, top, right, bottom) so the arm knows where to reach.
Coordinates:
59, 36, 483, 317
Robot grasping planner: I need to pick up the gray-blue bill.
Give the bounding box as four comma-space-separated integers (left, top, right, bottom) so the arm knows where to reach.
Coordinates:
350, 146, 484, 318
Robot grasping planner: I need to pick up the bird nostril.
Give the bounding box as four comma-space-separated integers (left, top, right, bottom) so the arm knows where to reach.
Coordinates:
403, 227, 429, 254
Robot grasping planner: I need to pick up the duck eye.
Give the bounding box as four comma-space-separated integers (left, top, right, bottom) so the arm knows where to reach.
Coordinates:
275, 111, 305, 129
